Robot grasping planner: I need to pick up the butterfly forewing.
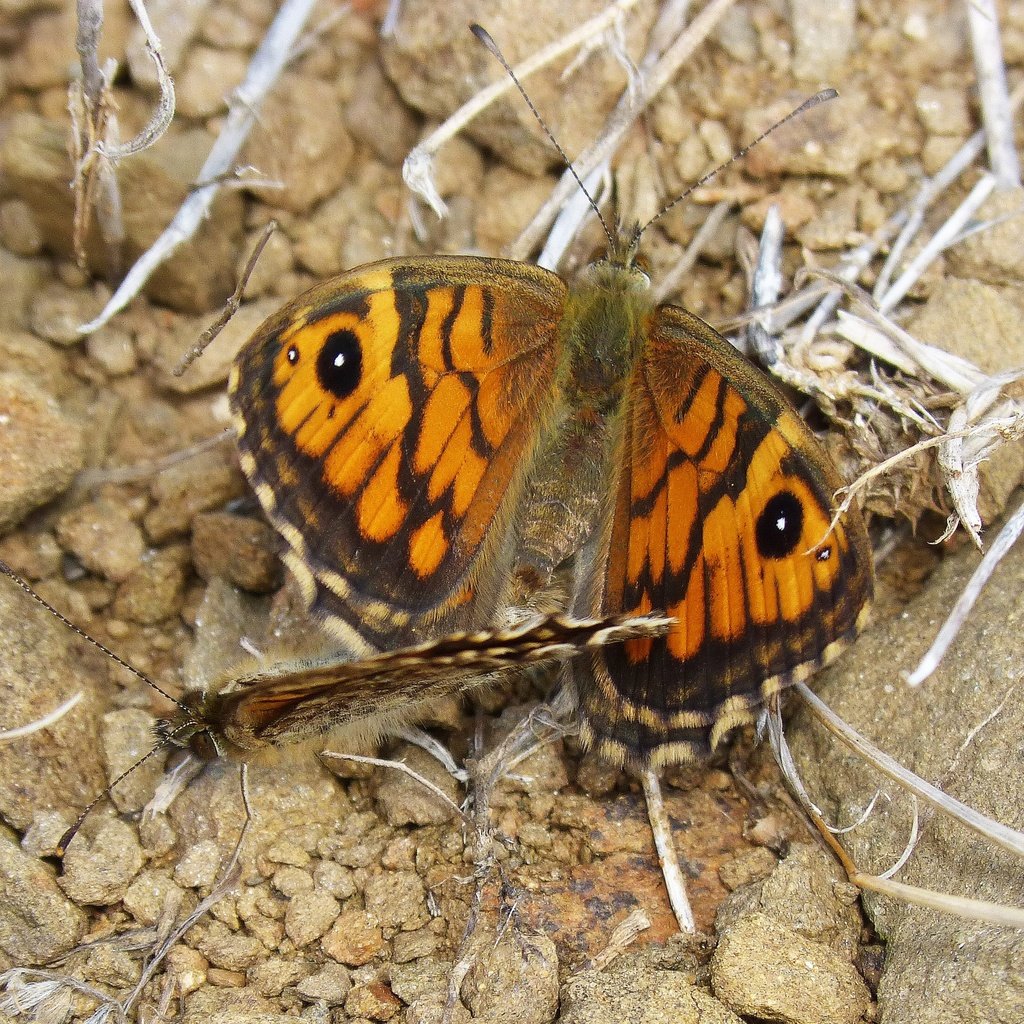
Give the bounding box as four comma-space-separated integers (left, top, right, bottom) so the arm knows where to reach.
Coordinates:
230, 256, 568, 652
576, 305, 872, 768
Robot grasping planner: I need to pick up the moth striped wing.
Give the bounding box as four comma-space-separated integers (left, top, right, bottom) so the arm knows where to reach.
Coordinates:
200, 613, 670, 752
229, 256, 567, 651
576, 305, 872, 769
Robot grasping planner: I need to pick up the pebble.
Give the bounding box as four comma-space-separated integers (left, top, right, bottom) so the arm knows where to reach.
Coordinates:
363, 870, 429, 934
284, 889, 341, 947
0, 249, 45, 330
112, 544, 190, 623
245, 73, 355, 215
946, 186, 1024, 285
191, 511, 283, 593
122, 867, 184, 926
462, 932, 558, 1024
345, 981, 402, 1022
173, 838, 223, 889
372, 743, 461, 827
247, 955, 313, 997
175, 44, 249, 119
711, 914, 870, 1024
56, 499, 146, 583
0, 371, 85, 532
100, 707, 167, 813
561, 968, 742, 1024
294, 961, 352, 1004
789, 0, 856, 80
144, 448, 247, 543
0, 197, 43, 256
322, 909, 386, 966
59, 818, 144, 905
0, 833, 87, 964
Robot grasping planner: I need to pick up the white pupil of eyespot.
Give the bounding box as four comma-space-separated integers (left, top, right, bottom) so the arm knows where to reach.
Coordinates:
775, 515, 786, 532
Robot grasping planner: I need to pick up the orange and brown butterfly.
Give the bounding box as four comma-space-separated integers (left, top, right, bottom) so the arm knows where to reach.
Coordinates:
226, 117, 872, 771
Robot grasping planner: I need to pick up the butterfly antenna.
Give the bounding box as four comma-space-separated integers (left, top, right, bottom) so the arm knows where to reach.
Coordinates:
55, 721, 195, 856
470, 23, 616, 250
639, 89, 839, 236
0, 559, 196, 717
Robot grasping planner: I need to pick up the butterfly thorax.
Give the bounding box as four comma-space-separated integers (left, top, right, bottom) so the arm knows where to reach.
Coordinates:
561, 258, 652, 416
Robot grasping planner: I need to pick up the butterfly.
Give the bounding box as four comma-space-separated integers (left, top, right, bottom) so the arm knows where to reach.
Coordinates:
226, 227, 872, 772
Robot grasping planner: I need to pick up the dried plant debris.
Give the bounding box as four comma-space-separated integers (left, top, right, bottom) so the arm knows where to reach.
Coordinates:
0, 1, 1023, 1023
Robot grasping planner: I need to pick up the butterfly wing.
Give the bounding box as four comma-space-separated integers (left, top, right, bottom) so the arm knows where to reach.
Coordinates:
574, 305, 873, 769
199, 612, 670, 756
230, 256, 567, 652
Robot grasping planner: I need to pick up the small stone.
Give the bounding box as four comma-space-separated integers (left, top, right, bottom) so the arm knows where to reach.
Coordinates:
272, 865, 314, 898
392, 925, 440, 964
190, 918, 266, 971
0, 372, 85, 532
144, 448, 247, 543
59, 818, 144, 905
295, 962, 353, 1004
192, 512, 283, 593
122, 868, 183, 926
794, 187, 859, 250
247, 955, 313, 997
915, 84, 971, 136
0, 197, 43, 256
86, 326, 137, 376
345, 981, 402, 1022
165, 945, 209, 997
744, 90, 898, 179
946, 187, 1024, 285
175, 44, 249, 119
173, 839, 222, 889
372, 743, 461, 826
322, 909, 385, 966
0, 833, 87, 964
561, 968, 742, 1024
363, 870, 429, 934
312, 859, 356, 900
574, 748, 622, 796
28, 282, 97, 345
718, 847, 778, 891
56, 499, 146, 583
789, 0, 856, 80
711, 914, 870, 1024
245, 73, 355, 214
285, 889, 341, 947
206, 967, 247, 988
462, 932, 558, 1024
101, 708, 166, 813
0, 249, 45, 330
344, 58, 419, 166
112, 545, 190, 624
0, 329, 71, 400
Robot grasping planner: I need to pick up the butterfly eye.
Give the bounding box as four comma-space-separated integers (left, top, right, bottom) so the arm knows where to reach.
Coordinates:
755, 491, 804, 559
317, 329, 362, 398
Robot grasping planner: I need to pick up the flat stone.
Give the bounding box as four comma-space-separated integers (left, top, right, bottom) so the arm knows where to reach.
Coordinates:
0, 371, 85, 533
710, 914, 870, 1024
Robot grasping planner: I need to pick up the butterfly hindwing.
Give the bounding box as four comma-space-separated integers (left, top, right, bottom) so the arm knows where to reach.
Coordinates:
576, 305, 872, 768
230, 256, 567, 652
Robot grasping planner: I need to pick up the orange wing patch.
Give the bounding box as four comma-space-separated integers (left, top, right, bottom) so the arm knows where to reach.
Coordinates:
230, 256, 568, 649
578, 305, 872, 769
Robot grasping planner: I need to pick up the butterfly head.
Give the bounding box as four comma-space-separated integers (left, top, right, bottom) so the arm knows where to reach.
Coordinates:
156, 694, 226, 763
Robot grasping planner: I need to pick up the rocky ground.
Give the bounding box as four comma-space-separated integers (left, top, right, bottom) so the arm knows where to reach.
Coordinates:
0, 2, 1022, 1023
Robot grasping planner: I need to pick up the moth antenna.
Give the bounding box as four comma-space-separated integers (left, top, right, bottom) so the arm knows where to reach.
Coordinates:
639, 89, 839, 236
0, 559, 196, 716
56, 721, 194, 856
470, 23, 616, 250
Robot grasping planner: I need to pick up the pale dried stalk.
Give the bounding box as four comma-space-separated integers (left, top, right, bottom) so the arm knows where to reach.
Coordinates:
0, 694, 83, 740
80, 0, 320, 334
402, 0, 642, 218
